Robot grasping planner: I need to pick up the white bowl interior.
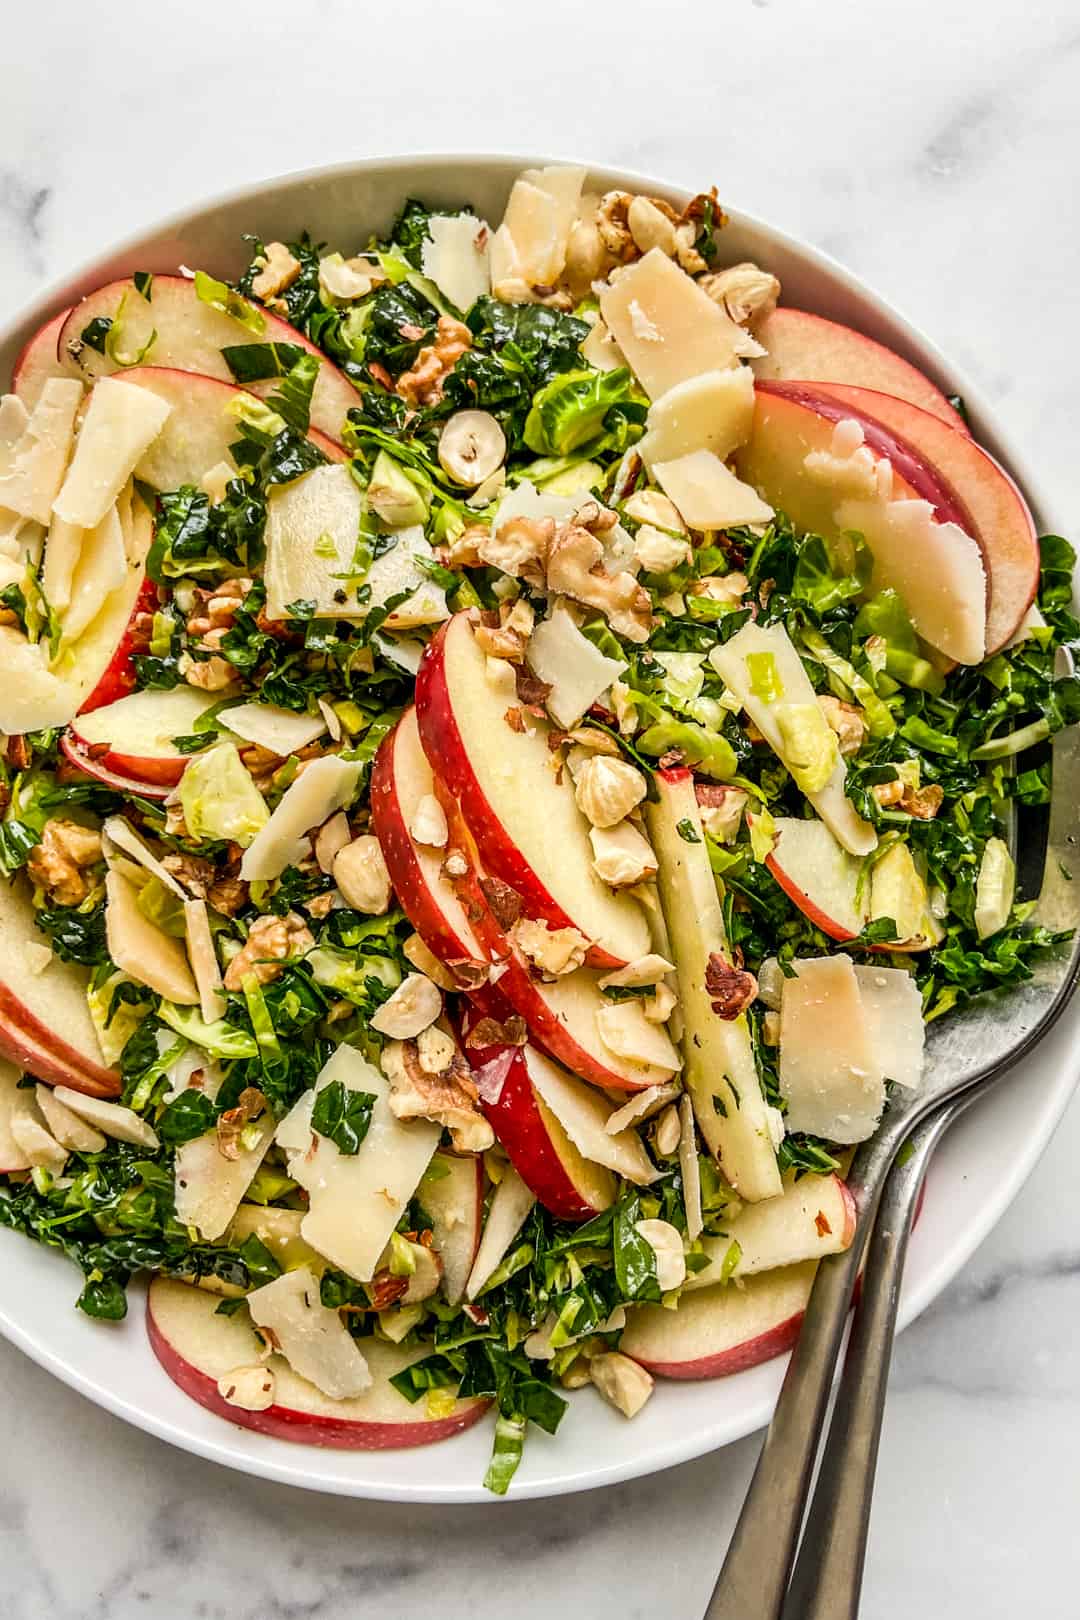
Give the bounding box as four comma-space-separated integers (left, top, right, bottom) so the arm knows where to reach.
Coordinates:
0, 154, 1074, 1502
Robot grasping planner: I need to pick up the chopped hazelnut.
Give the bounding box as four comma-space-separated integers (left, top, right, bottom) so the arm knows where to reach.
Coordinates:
409, 794, 448, 850
217, 1365, 277, 1411
574, 755, 648, 828
333, 835, 392, 913
589, 821, 658, 888
370, 973, 442, 1040
510, 917, 590, 977
589, 1351, 655, 1418
699, 262, 781, 326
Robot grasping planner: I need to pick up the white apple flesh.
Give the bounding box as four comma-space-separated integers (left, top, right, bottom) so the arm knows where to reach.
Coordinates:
57, 275, 358, 439
147, 1278, 491, 1448
683, 1173, 856, 1288
621, 1260, 820, 1378
420, 1150, 485, 1307
11, 307, 72, 412
70, 686, 224, 787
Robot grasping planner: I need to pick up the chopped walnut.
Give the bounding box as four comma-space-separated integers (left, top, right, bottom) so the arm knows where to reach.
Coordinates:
447, 523, 490, 569
216, 1087, 268, 1161
817, 694, 866, 757
4, 734, 31, 770
251, 242, 301, 303
162, 852, 215, 897
872, 777, 944, 820
26, 819, 102, 907
186, 577, 251, 648
688, 572, 749, 606
595, 192, 640, 263
477, 514, 555, 586
705, 953, 758, 1020
546, 516, 652, 644
223, 912, 314, 991
238, 742, 286, 794
474, 613, 529, 662
180, 651, 236, 692
382, 1036, 493, 1153
699, 262, 781, 326
207, 874, 249, 917
396, 316, 472, 408
510, 917, 590, 978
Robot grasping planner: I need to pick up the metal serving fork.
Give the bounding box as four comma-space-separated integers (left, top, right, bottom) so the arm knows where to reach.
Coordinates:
703, 714, 1080, 1620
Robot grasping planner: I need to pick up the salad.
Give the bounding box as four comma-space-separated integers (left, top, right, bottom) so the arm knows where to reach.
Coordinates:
0, 164, 1075, 1494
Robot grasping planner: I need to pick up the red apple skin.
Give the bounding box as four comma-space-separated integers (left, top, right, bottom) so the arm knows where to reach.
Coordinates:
370, 717, 484, 970
461, 1017, 609, 1222
146, 1301, 492, 1449
751, 308, 969, 434
58, 733, 173, 801
754, 381, 976, 535
635, 1309, 807, 1380
765, 853, 857, 944
77, 577, 159, 715
804, 382, 1039, 655
414, 619, 623, 971
435, 785, 656, 1093
56, 277, 358, 441
11, 307, 71, 404
0, 1000, 120, 1098
99, 749, 188, 788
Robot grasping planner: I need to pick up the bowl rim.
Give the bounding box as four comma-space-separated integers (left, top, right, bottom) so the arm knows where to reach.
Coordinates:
0, 151, 1073, 1502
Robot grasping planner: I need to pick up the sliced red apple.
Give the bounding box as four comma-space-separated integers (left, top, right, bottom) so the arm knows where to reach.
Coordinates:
621, 1260, 819, 1379
414, 613, 651, 970
147, 1277, 491, 1449
117, 367, 346, 492
0, 876, 120, 1097
464, 1020, 616, 1221
57, 275, 358, 439
11, 307, 72, 410
804, 382, 1038, 654
735, 382, 988, 665
76, 575, 158, 714
440, 789, 676, 1093
421, 1150, 484, 1307
58, 733, 173, 800
761, 814, 866, 941
370, 708, 486, 972
751, 308, 968, 432
683, 1173, 856, 1288
69, 686, 224, 787
0, 1059, 34, 1172
465, 1162, 536, 1298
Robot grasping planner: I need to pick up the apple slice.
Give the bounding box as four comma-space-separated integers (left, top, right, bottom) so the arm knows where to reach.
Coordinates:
0, 1059, 34, 1173
75, 574, 157, 714
370, 708, 487, 971
0, 875, 120, 1097
69, 686, 223, 787
420, 1151, 484, 1307
646, 769, 783, 1203
735, 382, 988, 664
415, 612, 651, 971
761, 814, 867, 940
116, 367, 346, 492
466, 1031, 616, 1221
751, 308, 968, 432
805, 382, 1038, 654
621, 1260, 819, 1378
439, 789, 677, 1093
58, 734, 173, 800
465, 1162, 536, 1298
683, 1173, 856, 1289
146, 1277, 491, 1449
11, 308, 72, 411
57, 275, 358, 439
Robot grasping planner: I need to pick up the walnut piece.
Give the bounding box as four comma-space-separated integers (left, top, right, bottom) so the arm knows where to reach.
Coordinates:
162, 852, 215, 898
817, 694, 866, 757
510, 917, 590, 978
704, 953, 758, 1020
477, 514, 555, 586
546, 516, 652, 644
186, 577, 251, 648
382, 1036, 493, 1153
396, 316, 472, 408
26, 819, 102, 907
333, 835, 392, 913
180, 652, 236, 692
216, 1087, 268, 1161
223, 912, 314, 992
687, 572, 749, 606
251, 242, 301, 303
574, 755, 648, 828
699, 262, 781, 326
695, 783, 749, 844
873, 777, 944, 820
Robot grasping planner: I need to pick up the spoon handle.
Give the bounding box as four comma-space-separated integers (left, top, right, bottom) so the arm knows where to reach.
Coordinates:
778, 1104, 956, 1620
703, 1124, 899, 1620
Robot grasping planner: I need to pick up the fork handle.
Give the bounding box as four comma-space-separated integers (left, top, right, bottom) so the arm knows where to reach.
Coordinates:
703, 1130, 894, 1620
779, 1105, 956, 1620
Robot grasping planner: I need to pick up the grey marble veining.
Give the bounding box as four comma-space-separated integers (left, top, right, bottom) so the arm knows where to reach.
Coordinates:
2, 1, 1080, 1615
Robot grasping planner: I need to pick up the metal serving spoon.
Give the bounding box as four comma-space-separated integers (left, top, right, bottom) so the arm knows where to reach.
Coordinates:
703, 712, 1080, 1620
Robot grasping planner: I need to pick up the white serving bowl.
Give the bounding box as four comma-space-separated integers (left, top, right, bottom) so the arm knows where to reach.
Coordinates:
0, 154, 1075, 1502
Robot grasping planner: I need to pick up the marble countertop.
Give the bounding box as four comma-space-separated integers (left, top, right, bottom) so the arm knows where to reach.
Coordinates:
3, 1, 1079, 1614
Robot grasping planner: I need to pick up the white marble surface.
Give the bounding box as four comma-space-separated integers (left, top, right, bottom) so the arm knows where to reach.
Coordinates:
2, 1, 1080, 1614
